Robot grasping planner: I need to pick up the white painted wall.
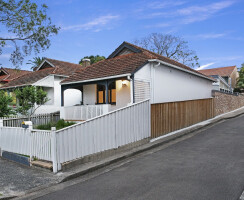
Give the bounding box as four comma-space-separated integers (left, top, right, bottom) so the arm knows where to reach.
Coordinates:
64, 89, 82, 106
83, 84, 96, 105
151, 63, 213, 103
34, 75, 81, 114
113, 80, 131, 110
33, 75, 54, 87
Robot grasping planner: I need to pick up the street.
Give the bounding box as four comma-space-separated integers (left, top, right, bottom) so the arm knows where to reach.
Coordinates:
22, 115, 244, 200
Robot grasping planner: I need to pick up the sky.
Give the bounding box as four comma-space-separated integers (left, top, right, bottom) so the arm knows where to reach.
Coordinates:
0, 0, 244, 71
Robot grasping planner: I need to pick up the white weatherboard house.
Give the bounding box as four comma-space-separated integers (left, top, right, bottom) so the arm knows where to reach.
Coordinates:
0, 58, 82, 114
60, 42, 214, 121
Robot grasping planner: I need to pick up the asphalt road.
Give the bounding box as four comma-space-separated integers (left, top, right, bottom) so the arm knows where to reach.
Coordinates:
32, 115, 244, 200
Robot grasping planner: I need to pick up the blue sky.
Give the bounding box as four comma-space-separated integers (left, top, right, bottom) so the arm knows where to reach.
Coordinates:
0, 0, 244, 71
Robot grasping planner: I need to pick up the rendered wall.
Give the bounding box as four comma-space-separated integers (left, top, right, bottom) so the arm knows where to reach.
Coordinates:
83, 84, 96, 105
152, 64, 213, 103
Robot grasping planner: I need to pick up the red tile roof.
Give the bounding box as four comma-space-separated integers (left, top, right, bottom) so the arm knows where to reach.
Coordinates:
0, 67, 31, 83
62, 41, 212, 84
199, 66, 236, 77
0, 59, 82, 89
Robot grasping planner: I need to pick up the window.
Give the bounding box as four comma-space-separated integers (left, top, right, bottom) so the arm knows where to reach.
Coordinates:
97, 84, 106, 104
108, 81, 116, 104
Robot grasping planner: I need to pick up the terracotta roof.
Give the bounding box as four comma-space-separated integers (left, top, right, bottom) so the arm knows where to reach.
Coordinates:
199, 66, 236, 77
44, 58, 82, 76
0, 58, 81, 89
62, 41, 212, 84
0, 67, 31, 82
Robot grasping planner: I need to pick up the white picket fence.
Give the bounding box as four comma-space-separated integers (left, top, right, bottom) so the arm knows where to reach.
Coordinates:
61, 104, 111, 121
55, 99, 150, 167
0, 99, 150, 173
0, 125, 53, 161
1, 112, 60, 127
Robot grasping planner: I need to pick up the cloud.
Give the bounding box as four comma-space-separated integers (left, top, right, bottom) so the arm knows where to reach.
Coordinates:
178, 1, 235, 24
144, 23, 170, 28
195, 33, 227, 39
139, 1, 235, 24
0, 53, 10, 59
62, 15, 120, 31
147, 1, 186, 9
196, 62, 215, 70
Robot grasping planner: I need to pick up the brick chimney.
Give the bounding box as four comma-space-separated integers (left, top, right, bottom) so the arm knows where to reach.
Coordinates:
82, 58, 91, 68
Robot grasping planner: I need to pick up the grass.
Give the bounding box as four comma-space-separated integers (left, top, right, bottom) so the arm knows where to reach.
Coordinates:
36, 119, 75, 130
0, 193, 2, 196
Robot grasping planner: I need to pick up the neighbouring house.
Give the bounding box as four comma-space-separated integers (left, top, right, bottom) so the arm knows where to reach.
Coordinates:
0, 58, 83, 114
199, 66, 239, 92
60, 42, 214, 121
0, 67, 30, 86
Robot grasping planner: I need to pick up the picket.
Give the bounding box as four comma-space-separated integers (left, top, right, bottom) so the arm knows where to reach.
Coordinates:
0, 125, 52, 161
56, 99, 150, 164
0, 112, 60, 127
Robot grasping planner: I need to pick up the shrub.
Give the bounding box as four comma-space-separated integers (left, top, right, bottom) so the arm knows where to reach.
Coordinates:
36, 119, 75, 130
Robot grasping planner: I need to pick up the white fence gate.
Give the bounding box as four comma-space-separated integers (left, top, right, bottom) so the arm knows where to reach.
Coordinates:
0, 124, 53, 162
0, 99, 150, 173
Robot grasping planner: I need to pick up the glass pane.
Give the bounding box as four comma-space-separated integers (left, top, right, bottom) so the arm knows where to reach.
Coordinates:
98, 91, 104, 104
111, 89, 116, 103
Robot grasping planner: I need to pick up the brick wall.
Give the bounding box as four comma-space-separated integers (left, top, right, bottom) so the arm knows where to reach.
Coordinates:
213, 91, 244, 116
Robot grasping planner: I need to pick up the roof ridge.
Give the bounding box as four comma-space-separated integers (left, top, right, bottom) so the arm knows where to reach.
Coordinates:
199, 66, 236, 71
1, 67, 30, 72
45, 58, 81, 67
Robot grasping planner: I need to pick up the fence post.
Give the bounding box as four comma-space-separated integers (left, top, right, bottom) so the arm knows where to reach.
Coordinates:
28, 121, 33, 165
51, 127, 58, 173
0, 120, 3, 156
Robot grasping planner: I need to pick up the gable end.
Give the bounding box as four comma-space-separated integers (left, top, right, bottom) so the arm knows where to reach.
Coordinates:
108, 42, 142, 59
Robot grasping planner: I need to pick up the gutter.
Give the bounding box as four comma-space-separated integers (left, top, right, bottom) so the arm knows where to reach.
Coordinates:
148, 59, 215, 82
0, 84, 30, 90
61, 73, 132, 85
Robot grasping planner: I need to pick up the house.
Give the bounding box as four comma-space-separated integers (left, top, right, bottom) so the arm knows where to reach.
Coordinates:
0, 67, 30, 86
60, 42, 214, 121
0, 58, 82, 114
199, 66, 239, 92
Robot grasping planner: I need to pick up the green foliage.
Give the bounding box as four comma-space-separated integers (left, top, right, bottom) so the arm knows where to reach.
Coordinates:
79, 55, 106, 65
36, 119, 75, 130
27, 57, 45, 71
14, 86, 49, 116
0, 0, 60, 67
236, 63, 244, 91
0, 90, 14, 117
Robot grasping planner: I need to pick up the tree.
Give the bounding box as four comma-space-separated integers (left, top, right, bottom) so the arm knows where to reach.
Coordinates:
79, 55, 106, 65
236, 63, 244, 92
0, 90, 14, 117
27, 56, 45, 71
134, 33, 200, 68
14, 86, 49, 117
0, 0, 60, 67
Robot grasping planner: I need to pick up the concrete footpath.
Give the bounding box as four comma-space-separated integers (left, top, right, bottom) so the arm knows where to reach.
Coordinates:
1, 106, 244, 199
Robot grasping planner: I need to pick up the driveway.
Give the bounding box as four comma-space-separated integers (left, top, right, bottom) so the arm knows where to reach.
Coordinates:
0, 158, 58, 197
29, 114, 244, 200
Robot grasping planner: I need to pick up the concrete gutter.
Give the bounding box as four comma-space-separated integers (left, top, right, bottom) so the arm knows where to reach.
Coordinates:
6, 106, 244, 200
